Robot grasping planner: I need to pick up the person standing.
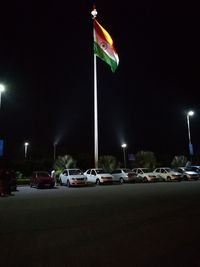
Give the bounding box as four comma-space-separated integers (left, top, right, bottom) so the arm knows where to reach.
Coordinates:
51, 169, 57, 186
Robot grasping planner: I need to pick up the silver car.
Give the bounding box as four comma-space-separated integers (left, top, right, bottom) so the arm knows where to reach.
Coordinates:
111, 169, 139, 184
177, 167, 199, 181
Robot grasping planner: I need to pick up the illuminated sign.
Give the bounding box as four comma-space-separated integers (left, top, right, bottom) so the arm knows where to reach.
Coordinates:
0, 140, 4, 156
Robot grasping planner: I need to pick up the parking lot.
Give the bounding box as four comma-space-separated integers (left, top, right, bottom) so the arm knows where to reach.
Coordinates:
1, 181, 200, 267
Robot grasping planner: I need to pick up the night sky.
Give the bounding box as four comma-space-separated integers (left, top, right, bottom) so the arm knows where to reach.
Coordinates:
0, 1, 199, 163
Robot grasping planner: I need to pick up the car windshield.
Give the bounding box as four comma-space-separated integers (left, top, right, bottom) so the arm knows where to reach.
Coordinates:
69, 169, 83, 175
96, 169, 107, 174
178, 168, 184, 173
37, 172, 50, 177
186, 167, 199, 171
193, 166, 200, 170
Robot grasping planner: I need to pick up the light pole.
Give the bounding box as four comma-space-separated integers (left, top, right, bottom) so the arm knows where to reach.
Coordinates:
121, 143, 127, 169
53, 142, 57, 161
186, 110, 194, 159
0, 84, 5, 109
24, 142, 29, 158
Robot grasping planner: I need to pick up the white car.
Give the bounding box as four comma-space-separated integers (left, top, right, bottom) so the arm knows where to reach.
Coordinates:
177, 167, 199, 181
84, 169, 113, 185
111, 169, 139, 184
59, 169, 87, 187
153, 168, 182, 182
132, 168, 157, 182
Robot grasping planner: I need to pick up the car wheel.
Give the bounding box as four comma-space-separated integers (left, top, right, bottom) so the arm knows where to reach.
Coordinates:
96, 179, 100, 185
119, 178, 124, 184
183, 175, 188, 181
167, 176, 171, 182
67, 180, 70, 187
36, 183, 41, 189
143, 177, 148, 183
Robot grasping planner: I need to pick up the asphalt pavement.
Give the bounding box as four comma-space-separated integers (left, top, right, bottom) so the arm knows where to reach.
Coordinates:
1, 181, 200, 267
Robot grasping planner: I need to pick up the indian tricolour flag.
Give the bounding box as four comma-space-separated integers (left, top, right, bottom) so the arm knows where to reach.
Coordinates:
93, 19, 119, 72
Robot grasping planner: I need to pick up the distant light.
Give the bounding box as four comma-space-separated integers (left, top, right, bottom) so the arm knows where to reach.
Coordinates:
121, 143, 127, 148
188, 111, 194, 116
24, 142, 29, 146
0, 84, 5, 92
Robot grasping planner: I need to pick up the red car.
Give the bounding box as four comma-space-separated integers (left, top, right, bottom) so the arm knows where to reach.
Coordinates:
30, 171, 55, 189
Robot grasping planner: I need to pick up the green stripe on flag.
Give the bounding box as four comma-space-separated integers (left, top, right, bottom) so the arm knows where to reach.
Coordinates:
93, 42, 118, 73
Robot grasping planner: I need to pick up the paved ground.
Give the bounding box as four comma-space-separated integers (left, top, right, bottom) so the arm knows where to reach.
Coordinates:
1, 181, 200, 267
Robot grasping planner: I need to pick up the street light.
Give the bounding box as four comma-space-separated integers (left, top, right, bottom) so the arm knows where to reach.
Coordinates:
24, 142, 29, 158
121, 143, 127, 168
0, 84, 5, 109
186, 110, 194, 159
53, 142, 57, 161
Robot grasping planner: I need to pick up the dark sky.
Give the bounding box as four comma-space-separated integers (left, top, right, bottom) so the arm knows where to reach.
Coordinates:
0, 1, 199, 162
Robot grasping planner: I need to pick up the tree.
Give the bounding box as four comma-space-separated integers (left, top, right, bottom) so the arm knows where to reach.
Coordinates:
98, 155, 117, 173
54, 154, 76, 176
135, 151, 157, 169
171, 155, 187, 168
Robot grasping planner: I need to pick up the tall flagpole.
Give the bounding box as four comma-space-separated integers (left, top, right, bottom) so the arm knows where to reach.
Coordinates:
91, 7, 98, 168
94, 53, 98, 168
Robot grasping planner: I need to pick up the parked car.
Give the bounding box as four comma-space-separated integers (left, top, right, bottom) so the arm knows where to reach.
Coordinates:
84, 169, 113, 185
185, 166, 200, 175
176, 167, 199, 181
30, 171, 55, 188
111, 169, 140, 184
132, 168, 157, 182
153, 168, 182, 182
59, 169, 87, 187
